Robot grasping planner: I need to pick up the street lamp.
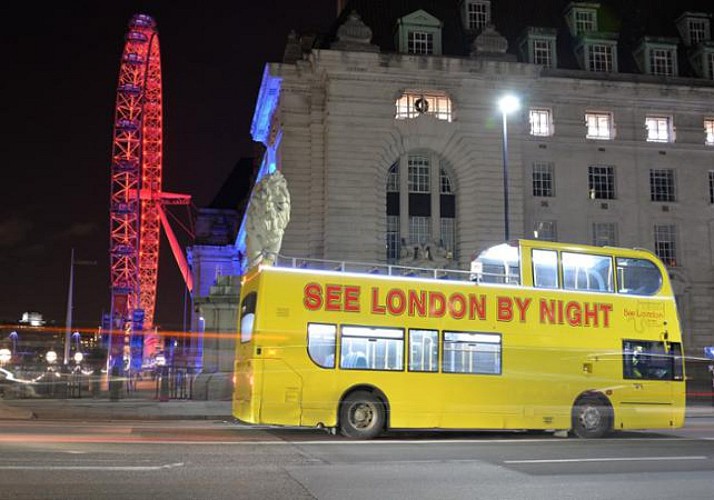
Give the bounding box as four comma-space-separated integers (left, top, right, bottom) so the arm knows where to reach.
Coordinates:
498, 94, 521, 241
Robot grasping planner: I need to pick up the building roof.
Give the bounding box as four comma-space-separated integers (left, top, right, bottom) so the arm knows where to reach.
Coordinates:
316, 0, 714, 78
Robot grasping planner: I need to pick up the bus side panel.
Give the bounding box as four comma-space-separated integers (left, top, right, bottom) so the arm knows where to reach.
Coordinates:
258, 357, 303, 426
233, 358, 259, 423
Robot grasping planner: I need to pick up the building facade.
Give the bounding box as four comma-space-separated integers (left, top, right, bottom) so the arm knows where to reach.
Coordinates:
231, 1, 714, 386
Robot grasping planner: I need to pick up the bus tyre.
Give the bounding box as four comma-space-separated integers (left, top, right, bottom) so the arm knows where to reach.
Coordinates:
339, 391, 385, 439
571, 395, 612, 439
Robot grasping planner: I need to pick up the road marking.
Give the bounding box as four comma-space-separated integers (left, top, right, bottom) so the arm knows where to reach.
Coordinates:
504, 456, 708, 464
0, 462, 184, 471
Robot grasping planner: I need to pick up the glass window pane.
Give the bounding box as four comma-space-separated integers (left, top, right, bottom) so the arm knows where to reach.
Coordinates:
341, 326, 404, 371
532, 249, 559, 289
623, 340, 675, 380
443, 331, 501, 374
409, 329, 438, 372
308, 323, 336, 368
562, 252, 614, 292
616, 258, 662, 296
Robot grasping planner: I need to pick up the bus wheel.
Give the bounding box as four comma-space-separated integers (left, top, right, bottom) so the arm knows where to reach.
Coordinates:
571, 395, 612, 439
339, 391, 385, 439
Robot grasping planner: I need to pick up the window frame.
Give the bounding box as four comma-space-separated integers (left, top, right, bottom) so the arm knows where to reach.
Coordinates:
532, 162, 555, 197
529, 108, 553, 137
588, 165, 616, 200
307, 323, 337, 369
645, 115, 674, 143
408, 329, 439, 373
442, 331, 502, 375
585, 111, 614, 140
705, 118, 714, 145
654, 224, 678, 266
649, 168, 676, 202
592, 222, 618, 247
339, 325, 405, 371
465, 0, 491, 32
407, 30, 434, 55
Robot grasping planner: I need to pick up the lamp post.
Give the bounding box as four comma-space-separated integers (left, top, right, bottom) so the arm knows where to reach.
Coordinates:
498, 94, 521, 241
64, 249, 97, 365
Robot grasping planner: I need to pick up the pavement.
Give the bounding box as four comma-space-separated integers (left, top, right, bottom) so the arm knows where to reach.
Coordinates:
1, 397, 713, 421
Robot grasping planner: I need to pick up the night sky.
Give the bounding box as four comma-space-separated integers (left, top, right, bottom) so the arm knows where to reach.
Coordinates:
2, 1, 336, 330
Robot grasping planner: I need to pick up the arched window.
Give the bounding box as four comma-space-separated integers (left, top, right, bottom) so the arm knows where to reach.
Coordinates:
386, 153, 456, 263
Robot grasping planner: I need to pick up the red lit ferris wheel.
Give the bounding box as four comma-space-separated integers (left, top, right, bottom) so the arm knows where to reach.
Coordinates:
109, 14, 193, 344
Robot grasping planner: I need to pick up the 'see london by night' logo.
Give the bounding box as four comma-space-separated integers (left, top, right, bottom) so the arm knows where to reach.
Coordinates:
302, 283, 613, 328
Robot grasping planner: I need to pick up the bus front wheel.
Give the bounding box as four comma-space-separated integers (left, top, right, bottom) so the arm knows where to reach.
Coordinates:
339, 391, 385, 439
571, 395, 612, 439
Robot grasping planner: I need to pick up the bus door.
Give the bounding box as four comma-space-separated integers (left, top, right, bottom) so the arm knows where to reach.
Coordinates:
619, 339, 682, 427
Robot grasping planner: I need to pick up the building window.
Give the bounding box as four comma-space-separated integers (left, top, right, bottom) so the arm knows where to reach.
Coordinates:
650, 48, 675, 76
387, 163, 399, 192
409, 216, 431, 244
386, 215, 400, 261
575, 10, 596, 34
534, 220, 557, 241
585, 112, 614, 140
466, 1, 490, 31
588, 165, 616, 200
395, 91, 452, 121
440, 167, 453, 194
709, 52, 714, 79
709, 171, 714, 204
408, 31, 433, 55
650, 169, 676, 202
533, 39, 553, 67
529, 108, 553, 136
689, 19, 708, 45
646, 116, 674, 142
654, 225, 678, 266
408, 156, 430, 193
440, 218, 455, 254
593, 222, 618, 247
589, 44, 615, 72
532, 162, 554, 197
386, 154, 457, 262
705, 119, 714, 145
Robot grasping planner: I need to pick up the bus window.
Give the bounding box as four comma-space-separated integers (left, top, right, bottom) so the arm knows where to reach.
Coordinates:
616, 258, 662, 296
409, 329, 438, 372
532, 249, 559, 289
470, 243, 520, 285
340, 326, 404, 371
307, 323, 336, 369
240, 292, 257, 343
562, 252, 613, 292
623, 340, 673, 380
443, 332, 501, 375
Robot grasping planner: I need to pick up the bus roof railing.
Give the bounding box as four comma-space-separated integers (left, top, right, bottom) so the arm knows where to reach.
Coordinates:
271, 253, 479, 281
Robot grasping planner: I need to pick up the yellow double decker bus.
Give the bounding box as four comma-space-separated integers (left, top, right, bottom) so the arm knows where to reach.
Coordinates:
233, 240, 685, 439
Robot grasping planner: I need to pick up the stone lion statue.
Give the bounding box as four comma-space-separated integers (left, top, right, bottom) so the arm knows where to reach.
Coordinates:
245, 170, 291, 266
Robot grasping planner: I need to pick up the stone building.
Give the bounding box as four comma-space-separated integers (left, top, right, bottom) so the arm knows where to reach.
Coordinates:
192, 0, 714, 394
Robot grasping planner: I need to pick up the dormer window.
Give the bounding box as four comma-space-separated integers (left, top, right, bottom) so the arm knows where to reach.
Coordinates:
564, 2, 600, 37
396, 91, 452, 122
408, 31, 433, 54
575, 34, 618, 72
676, 12, 711, 46
634, 37, 679, 77
519, 27, 557, 68
463, 1, 491, 32
396, 10, 443, 56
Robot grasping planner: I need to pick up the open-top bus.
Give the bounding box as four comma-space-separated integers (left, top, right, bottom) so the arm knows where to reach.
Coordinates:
233, 240, 685, 439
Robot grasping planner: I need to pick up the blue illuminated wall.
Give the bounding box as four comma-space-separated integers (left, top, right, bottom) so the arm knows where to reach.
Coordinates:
235, 66, 282, 273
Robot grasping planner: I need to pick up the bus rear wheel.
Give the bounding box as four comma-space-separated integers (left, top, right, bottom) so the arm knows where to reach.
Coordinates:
339, 391, 385, 439
571, 395, 612, 439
